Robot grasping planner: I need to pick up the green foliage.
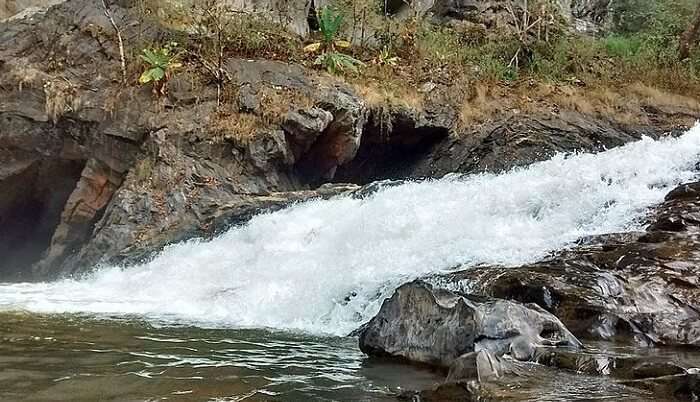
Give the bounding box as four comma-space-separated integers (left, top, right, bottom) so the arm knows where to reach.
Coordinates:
528, 37, 605, 81
607, 0, 697, 65
611, 0, 694, 37
315, 51, 365, 74
305, 6, 363, 75
375, 46, 400, 66
139, 42, 181, 85
318, 5, 344, 45
604, 35, 643, 59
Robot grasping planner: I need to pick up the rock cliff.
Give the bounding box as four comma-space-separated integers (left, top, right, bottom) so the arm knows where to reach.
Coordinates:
0, 0, 696, 279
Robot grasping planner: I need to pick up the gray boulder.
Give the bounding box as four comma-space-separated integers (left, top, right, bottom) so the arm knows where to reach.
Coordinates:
358, 280, 581, 368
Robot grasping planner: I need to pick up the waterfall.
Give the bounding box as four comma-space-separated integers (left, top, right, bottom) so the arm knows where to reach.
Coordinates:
1, 125, 699, 336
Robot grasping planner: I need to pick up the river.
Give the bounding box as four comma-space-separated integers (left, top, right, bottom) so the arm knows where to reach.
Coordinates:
1, 126, 700, 400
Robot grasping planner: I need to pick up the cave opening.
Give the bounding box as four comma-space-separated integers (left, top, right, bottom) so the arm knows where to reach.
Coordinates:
334, 113, 449, 184
0, 159, 85, 281
384, 0, 408, 15
307, 1, 320, 31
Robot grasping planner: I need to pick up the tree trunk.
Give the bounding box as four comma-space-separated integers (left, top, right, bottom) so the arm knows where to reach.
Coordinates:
680, 3, 700, 60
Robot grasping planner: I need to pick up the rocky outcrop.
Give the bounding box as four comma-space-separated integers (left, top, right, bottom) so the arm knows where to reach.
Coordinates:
0, 0, 371, 277
0, 0, 65, 21
442, 182, 700, 347
33, 159, 123, 277
359, 280, 581, 371
336, 108, 683, 183
0, 0, 694, 280
570, 0, 611, 32
365, 182, 700, 399
390, 0, 611, 33
407, 111, 676, 178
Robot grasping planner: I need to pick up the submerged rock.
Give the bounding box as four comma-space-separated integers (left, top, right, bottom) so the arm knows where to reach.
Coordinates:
397, 380, 487, 402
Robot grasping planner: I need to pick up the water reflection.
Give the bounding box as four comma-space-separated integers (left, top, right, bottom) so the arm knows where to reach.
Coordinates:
0, 312, 439, 401
2, 312, 698, 401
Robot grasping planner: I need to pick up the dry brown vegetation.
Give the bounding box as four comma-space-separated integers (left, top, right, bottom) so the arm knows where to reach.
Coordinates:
122, 0, 700, 142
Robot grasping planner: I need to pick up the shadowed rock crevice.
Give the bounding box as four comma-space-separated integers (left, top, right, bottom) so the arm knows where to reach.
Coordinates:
334, 109, 450, 184
0, 158, 85, 280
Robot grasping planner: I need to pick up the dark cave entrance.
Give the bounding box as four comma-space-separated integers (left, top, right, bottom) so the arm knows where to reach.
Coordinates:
334, 112, 449, 184
384, 0, 408, 15
0, 159, 85, 280
307, 1, 320, 31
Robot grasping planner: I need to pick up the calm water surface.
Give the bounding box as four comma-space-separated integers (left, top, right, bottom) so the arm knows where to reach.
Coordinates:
4, 312, 697, 401
0, 312, 440, 401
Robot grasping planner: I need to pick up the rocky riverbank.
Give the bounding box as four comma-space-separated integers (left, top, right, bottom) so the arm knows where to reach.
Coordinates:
2, 1, 700, 400
1, 0, 697, 280
359, 181, 700, 400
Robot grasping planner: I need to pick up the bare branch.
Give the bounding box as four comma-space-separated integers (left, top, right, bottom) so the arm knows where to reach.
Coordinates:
101, 0, 127, 84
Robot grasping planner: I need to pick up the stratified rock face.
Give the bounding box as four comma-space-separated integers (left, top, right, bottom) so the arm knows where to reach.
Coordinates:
225, 58, 369, 181
33, 159, 123, 277
0, 0, 65, 21
444, 181, 700, 348
408, 111, 666, 178
358, 281, 581, 368
0, 0, 370, 278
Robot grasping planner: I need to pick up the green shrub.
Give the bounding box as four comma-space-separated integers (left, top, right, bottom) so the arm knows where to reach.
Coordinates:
604, 35, 643, 59
315, 52, 365, 74
304, 6, 363, 75
139, 42, 181, 88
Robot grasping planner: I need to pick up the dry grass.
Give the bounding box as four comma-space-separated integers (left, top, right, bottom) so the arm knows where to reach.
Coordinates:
628, 83, 700, 112
44, 78, 80, 123
257, 85, 315, 126
458, 84, 507, 128
209, 111, 263, 144
352, 80, 423, 111
1, 59, 48, 91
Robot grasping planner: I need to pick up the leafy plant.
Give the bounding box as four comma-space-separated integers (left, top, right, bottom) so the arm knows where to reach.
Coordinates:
374, 46, 400, 66
315, 52, 365, 74
304, 6, 363, 75
139, 42, 182, 91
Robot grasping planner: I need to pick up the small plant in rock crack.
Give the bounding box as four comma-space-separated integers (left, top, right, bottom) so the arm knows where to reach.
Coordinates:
373, 46, 400, 66
304, 6, 364, 74
138, 42, 182, 95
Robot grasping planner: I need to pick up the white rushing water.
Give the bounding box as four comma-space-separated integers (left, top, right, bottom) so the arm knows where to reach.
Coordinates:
1, 126, 700, 336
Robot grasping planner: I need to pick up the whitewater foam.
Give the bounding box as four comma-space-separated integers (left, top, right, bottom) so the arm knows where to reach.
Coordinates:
1, 126, 700, 335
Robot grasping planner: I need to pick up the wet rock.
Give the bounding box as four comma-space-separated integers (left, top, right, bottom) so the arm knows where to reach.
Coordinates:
411, 112, 663, 178
359, 281, 581, 369
446, 350, 512, 383
442, 181, 700, 347
620, 372, 700, 400
533, 346, 689, 379
397, 380, 485, 402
